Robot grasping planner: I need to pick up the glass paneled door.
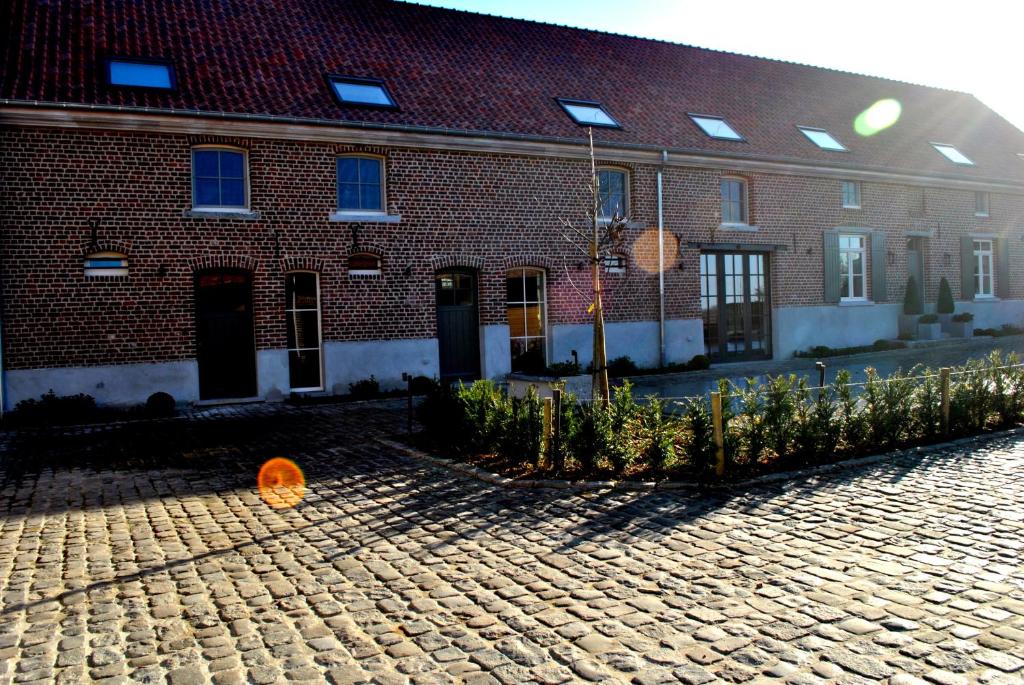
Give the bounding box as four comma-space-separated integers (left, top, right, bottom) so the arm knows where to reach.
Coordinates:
700, 252, 771, 361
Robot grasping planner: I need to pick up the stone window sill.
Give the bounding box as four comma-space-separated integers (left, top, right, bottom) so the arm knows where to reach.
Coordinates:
838, 299, 874, 307
183, 208, 261, 220
329, 212, 401, 224
719, 222, 758, 232
973, 296, 1000, 303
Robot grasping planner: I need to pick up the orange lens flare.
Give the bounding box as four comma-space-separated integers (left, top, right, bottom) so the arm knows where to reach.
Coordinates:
257, 457, 305, 509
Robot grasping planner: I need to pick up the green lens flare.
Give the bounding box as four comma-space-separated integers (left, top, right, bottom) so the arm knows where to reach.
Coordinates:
854, 98, 902, 136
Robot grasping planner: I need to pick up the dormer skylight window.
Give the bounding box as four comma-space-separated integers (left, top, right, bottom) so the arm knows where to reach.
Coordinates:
106, 58, 174, 90
932, 143, 974, 166
556, 99, 620, 128
689, 115, 744, 141
798, 126, 847, 151
327, 76, 397, 108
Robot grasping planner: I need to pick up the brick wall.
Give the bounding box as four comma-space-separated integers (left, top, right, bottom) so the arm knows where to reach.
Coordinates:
1, 126, 1022, 371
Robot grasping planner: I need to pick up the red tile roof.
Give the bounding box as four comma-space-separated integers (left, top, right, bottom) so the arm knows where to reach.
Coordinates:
3, 0, 1023, 183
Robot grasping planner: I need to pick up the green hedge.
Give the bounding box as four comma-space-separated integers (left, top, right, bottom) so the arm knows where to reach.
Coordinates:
418, 351, 1024, 481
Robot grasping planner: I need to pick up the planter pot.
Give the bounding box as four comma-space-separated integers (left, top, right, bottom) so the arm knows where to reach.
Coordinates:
950, 320, 974, 338
917, 322, 942, 340
507, 373, 592, 400
938, 312, 954, 333
899, 314, 919, 338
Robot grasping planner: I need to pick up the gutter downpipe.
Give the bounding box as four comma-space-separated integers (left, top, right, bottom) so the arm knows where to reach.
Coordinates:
657, 150, 668, 368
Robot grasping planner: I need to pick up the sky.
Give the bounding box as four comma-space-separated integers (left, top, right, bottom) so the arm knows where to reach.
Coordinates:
407, 0, 1024, 134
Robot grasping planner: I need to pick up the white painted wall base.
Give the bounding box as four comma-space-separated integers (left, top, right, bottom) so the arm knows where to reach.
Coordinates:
257, 349, 289, 401
4, 360, 199, 410
323, 338, 439, 393
772, 303, 902, 359
550, 318, 705, 369
480, 324, 511, 380
958, 298, 1024, 330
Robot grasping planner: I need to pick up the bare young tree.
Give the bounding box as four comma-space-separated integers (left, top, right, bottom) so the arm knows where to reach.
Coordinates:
557, 128, 630, 402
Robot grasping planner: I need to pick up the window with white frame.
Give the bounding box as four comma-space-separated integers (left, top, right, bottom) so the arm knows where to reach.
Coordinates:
839, 234, 866, 301
506, 268, 546, 373
285, 272, 323, 390
842, 181, 861, 209
975, 191, 990, 217
192, 148, 247, 209
974, 239, 994, 298
602, 254, 627, 274
597, 168, 628, 219
337, 156, 384, 212
720, 177, 748, 225
84, 251, 129, 277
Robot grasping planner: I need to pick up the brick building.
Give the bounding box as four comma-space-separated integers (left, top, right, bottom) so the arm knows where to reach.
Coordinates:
2, 0, 1024, 407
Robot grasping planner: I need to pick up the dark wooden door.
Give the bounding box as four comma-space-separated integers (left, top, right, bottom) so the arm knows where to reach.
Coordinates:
700, 252, 771, 361
195, 270, 258, 399
435, 270, 480, 381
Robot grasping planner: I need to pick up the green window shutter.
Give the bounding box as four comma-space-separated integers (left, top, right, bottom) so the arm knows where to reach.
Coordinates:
870, 231, 887, 302
960, 235, 975, 299
823, 232, 840, 304
996, 236, 1010, 299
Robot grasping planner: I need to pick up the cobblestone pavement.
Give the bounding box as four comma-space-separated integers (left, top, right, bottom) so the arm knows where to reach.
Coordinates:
1, 401, 1023, 684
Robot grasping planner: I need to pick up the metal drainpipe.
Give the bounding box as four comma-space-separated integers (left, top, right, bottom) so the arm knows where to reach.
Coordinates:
657, 150, 668, 368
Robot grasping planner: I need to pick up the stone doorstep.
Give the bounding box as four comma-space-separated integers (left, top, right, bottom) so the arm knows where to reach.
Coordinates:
378, 425, 1024, 493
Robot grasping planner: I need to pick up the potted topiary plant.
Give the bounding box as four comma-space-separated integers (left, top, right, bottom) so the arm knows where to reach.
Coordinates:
900, 275, 923, 338
936, 277, 955, 332
950, 311, 974, 338
917, 313, 942, 340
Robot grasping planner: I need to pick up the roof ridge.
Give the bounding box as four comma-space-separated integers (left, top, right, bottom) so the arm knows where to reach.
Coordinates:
397, 0, 970, 96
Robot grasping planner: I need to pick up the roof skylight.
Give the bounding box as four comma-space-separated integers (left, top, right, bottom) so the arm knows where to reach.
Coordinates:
798, 126, 847, 151
690, 115, 744, 141
328, 76, 396, 108
932, 143, 974, 166
556, 99, 620, 128
107, 58, 174, 90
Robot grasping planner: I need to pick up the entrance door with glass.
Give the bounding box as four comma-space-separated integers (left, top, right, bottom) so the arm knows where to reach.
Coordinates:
700, 252, 771, 361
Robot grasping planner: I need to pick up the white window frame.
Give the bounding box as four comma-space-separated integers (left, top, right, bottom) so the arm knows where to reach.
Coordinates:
596, 166, 629, 221
191, 145, 250, 211
506, 268, 548, 370
285, 271, 324, 391
975, 191, 990, 217
336, 154, 386, 215
720, 176, 749, 226
974, 239, 994, 299
84, 251, 129, 278
842, 181, 862, 209
602, 254, 627, 274
839, 233, 867, 302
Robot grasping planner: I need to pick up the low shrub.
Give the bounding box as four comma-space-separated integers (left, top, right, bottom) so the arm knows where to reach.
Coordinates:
11, 391, 98, 425
145, 391, 177, 417
687, 354, 711, 370
415, 352, 1024, 482
545, 360, 581, 376
952, 312, 974, 323
348, 375, 380, 399
795, 340, 907, 359
918, 313, 939, 324
606, 356, 640, 377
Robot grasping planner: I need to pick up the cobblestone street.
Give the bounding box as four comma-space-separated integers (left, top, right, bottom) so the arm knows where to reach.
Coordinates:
1, 401, 1023, 684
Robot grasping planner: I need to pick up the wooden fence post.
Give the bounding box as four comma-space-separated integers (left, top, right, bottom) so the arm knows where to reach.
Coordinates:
552, 389, 563, 473
542, 397, 553, 466
940, 367, 951, 435
711, 391, 725, 477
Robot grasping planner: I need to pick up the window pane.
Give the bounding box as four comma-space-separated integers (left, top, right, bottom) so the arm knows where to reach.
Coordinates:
193, 150, 218, 177
692, 116, 743, 140
507, 305, 527, 337
195, 178, 220, 206
288, 350, 321, 389
219, 152, 244, 178
337, 158, 358, 182
360, 184, 382, 211
349, 254, 380, 271
286, 273, 318, 308
286, 311, 320, 350
109, 60, 172, 88
506, 273, 524, 302
524, 304, 543, 336
339, 184, 359, 210
563, 103, 617, 126
523, 273, 540, 302
359, 158, 381, 183
221, 179, 245, 206
332, 80, 393, 106
799, 127, 846, 151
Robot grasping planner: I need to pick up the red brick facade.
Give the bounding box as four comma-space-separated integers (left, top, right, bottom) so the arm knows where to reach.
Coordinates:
2, 124, 1023, 377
